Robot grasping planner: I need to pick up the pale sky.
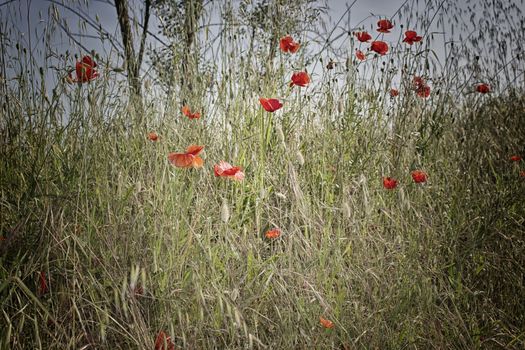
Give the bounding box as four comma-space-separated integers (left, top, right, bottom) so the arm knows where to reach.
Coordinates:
2, 0, 523, 93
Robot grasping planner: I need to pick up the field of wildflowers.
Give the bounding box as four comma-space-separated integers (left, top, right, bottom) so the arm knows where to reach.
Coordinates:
1, 0, 524, 348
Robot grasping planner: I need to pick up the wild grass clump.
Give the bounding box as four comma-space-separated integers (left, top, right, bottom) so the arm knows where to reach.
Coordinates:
1, 0, 524, 348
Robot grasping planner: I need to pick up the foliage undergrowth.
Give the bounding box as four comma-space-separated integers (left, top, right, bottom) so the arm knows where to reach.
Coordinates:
1, 0, 524, 348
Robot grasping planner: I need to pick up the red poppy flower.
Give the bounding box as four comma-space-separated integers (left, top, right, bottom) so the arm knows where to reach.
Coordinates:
72, 55, 99, 83
520, 170, 525, 178
413, 76, 425, 88
265, 228, 281, 239
259, 98, 283, 112
476, 83, 490, 93
411, 170, 427, 183
390, 88, 399, 97
416, 85, 431, 98
403, 30, 423, 45
510, 155, 522, 162
148, 132, 159, 141
383, 177, 398, 189
370, 41, 389, 55
413, 77, 430, 98
279, 35, 300, 53
355, 50, 366, 61
320, 316, 335, 329
289, 71, 310, 87
168, 145, 204, 168
355, 31, 372, 42
181, 105, 201, 119
155, 331, 175, 350
214, 161, 245, 181
38, 271, 48, 295
377, 19, 394, 33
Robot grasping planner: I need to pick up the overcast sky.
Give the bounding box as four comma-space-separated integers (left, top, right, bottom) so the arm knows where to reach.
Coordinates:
3, 0, 413, 64
2, 0, 523, 93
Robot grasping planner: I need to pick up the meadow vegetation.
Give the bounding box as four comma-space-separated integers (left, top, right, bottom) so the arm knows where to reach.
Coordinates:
0, 0, 524, 348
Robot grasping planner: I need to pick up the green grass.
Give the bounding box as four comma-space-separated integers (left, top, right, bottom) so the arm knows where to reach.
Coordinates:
1, 0, 525, 348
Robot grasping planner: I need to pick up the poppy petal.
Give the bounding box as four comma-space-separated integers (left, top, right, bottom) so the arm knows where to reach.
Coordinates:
259, 98, 283, 112
186, 145, 204, 156
192, 156, 204, 168
265, 228, 281, 239
168, 153, 193, 168
320, 316, 335, 329
370, 41, 389, 55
